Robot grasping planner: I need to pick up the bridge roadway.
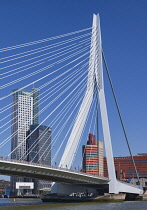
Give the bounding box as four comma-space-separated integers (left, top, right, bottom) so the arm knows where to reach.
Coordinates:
0, 158, 109, 186
0, 158, 143, 194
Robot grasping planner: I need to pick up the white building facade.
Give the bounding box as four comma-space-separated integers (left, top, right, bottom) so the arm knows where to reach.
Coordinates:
11, 88, 39, 195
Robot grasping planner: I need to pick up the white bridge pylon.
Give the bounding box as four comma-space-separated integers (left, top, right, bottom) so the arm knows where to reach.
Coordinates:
58, 13, 117, 193
56, 14, 143, 194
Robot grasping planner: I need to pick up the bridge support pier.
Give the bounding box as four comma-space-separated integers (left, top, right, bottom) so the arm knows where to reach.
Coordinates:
51, 181, 143, 196
51, 183, 98, 196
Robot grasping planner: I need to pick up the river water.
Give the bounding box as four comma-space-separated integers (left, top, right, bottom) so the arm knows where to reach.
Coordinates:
0, 198, 147, 210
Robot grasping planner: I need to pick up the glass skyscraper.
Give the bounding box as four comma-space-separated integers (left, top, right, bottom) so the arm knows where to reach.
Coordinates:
11, 88, 39, 195
26, 124, 51, 193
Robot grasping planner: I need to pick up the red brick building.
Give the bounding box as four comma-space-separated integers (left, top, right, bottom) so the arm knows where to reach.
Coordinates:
104, 154, 147, 179
82, 134, 103, 176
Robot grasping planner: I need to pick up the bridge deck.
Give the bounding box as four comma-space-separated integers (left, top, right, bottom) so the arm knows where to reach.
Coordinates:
0, 158, 108, 185
0, 158, 143, 194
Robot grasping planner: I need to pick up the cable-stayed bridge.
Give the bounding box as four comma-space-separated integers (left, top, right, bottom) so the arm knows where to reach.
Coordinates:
0, 14, 143, 195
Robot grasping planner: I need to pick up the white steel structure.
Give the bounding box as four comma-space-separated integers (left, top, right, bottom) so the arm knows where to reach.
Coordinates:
52, 14, 143, 194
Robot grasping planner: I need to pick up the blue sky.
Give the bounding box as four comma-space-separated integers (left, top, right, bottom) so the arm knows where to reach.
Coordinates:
0, 0, 147, 180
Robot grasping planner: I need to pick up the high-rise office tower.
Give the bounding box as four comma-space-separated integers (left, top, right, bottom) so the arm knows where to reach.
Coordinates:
11, 88, 39, 195
26, 124, 51, 193
82, 134, 103, 176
